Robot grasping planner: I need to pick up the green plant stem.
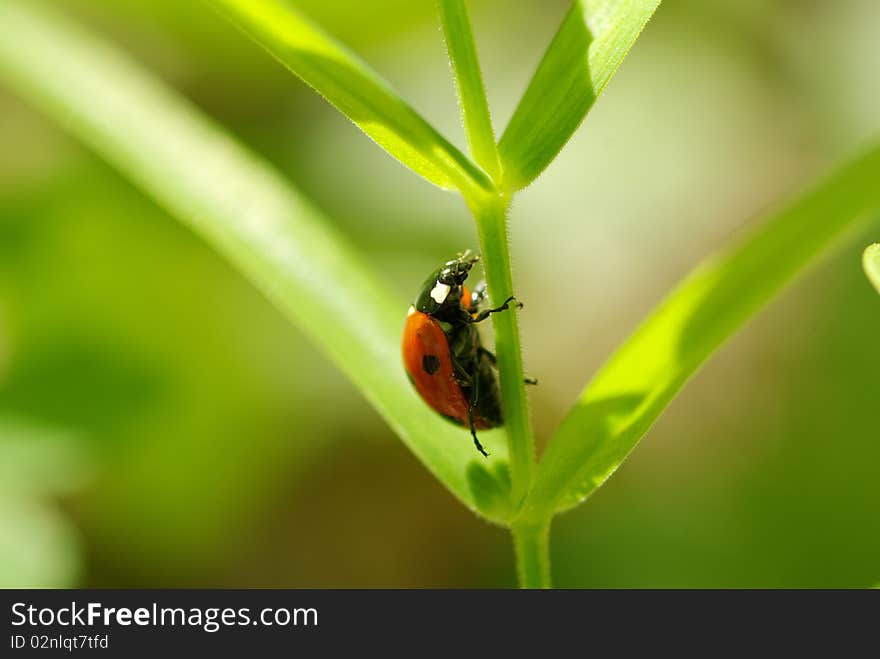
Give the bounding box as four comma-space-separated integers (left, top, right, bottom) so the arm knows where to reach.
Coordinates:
511, 520, 551, 588
438, 0, 501, 180
467, 193, 536, 508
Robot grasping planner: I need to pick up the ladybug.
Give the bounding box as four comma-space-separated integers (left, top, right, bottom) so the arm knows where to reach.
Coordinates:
401, 251, 519, 457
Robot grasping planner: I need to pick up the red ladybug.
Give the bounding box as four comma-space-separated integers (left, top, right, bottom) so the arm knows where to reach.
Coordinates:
401, 252, 518, 457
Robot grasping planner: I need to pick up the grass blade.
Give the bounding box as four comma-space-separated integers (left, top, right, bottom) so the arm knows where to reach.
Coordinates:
498, 0, 661, 191
0, 1, 510, 521
517, 146, 880, 522
438, 0, 501, 181
864, 244, 880, 294
208, 0, 492, 197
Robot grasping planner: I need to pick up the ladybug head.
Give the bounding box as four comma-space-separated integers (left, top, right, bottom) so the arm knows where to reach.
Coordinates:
414, 251, 479, 317
438, 251, 479, 286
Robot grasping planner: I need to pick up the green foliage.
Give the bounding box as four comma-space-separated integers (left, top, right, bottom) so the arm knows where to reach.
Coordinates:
511, 521, 551, 589
208, 0, 491, 196
469, 198, 535, 507
2, 0, 878, 589
498, 0, 662, 190
466, 460, 513, 522
435, 3, 534, 508
438, 0, 501, 180
0, 0, 509, 522
864, 244, 880, 294
520, 146, 880, 521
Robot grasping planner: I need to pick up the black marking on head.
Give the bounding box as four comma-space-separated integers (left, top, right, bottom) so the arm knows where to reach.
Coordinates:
414, 252, 480, 316
438, 253, 478, 286
422, 354, 441, 375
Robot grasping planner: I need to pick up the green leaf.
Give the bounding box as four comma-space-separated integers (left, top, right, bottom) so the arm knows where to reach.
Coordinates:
0, 1, 510, 522
466, 460, 513, 522
208, 0, 492, 197
498, 0, 662, 191
864, 244, 880, 294
518, 145, 880, 522
438, 0, 501, 181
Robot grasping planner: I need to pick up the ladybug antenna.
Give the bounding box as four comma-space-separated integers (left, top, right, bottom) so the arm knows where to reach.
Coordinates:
458, 249, 480, 265
440, 250, 480, 285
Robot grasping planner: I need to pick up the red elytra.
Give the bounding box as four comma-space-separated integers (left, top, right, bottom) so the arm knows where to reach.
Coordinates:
401, 304, 491, 430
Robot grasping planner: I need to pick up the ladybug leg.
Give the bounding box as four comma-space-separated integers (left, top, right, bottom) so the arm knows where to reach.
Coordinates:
450, 358, 473, 388
466, 371, 489, 458
470, 296, 522, 324
477, 346, 497, 366
477, 345, 535, 384
479, 346, 537, 384
467, 408, 488, 458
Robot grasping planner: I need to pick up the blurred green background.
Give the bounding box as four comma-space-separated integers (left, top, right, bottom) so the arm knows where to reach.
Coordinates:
1, 0, 879, 588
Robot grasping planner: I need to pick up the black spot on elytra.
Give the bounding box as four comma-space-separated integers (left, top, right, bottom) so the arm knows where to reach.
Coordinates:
422, 354, 441, 375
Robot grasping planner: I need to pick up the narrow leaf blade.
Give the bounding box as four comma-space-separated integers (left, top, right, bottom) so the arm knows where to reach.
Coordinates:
208, 0, 491, 196
498, 0, 661, 191
0, 1, 509, 520
520, 146, 880, 520
864, 244, 880, 294
438, 0, 501, 180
